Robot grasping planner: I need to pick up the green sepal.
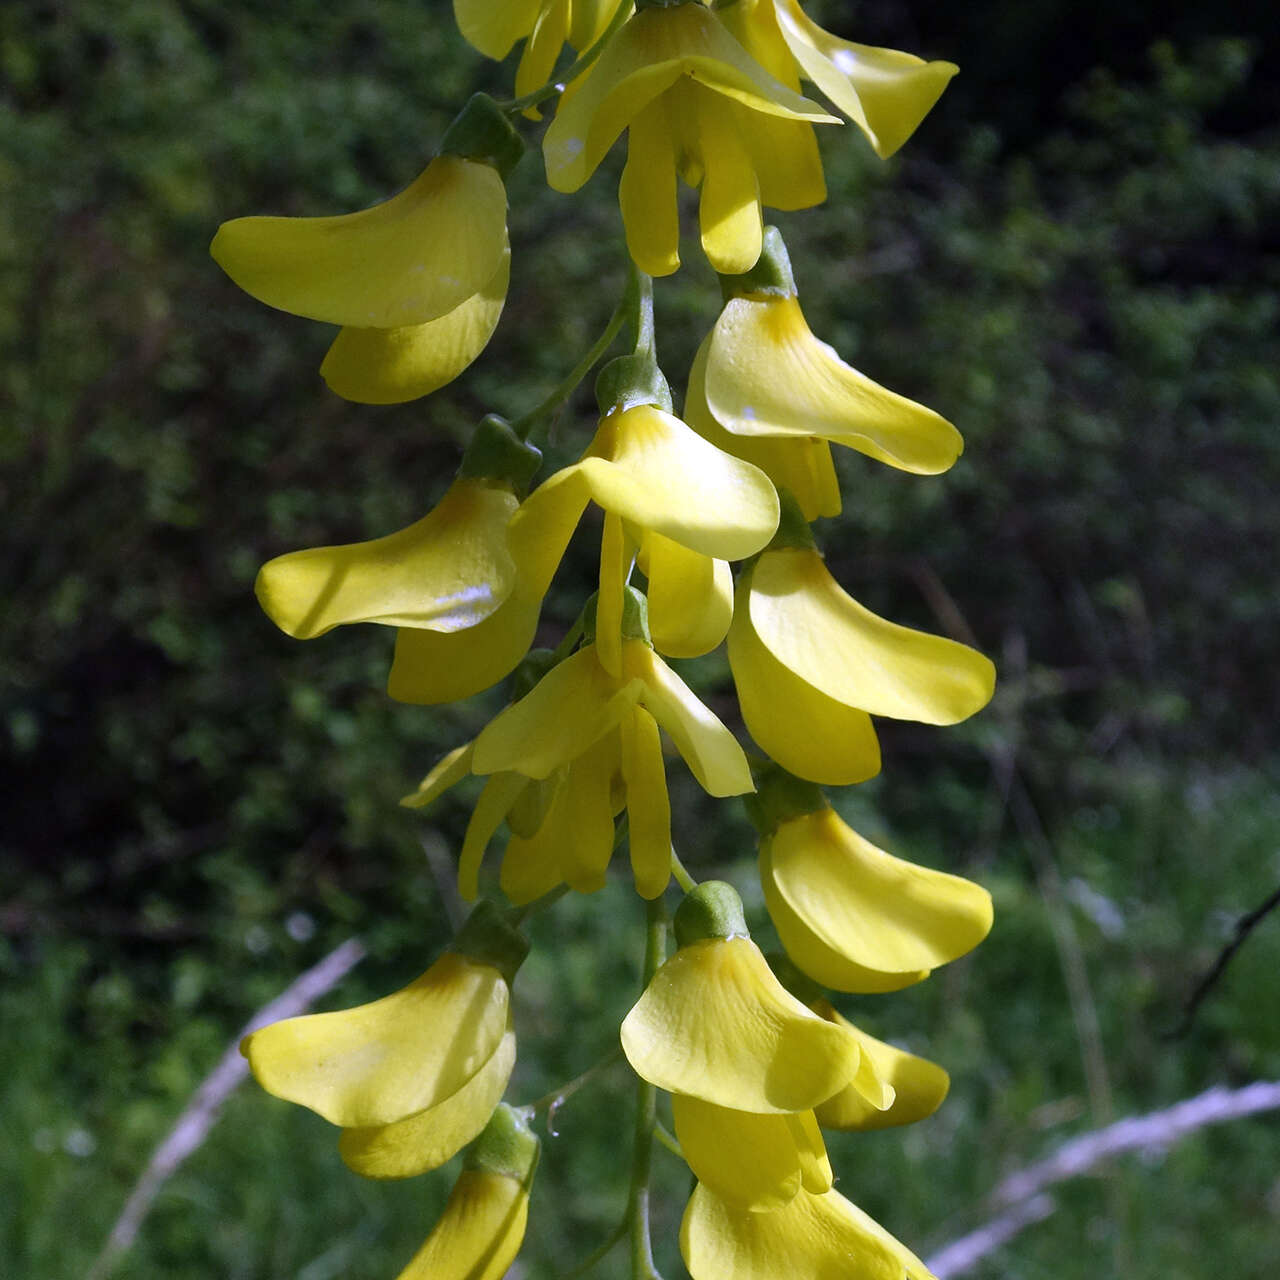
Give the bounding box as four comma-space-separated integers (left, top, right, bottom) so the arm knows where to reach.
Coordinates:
450, 899, 530, 986
764, 488, 818, 552
464, 1102, 541, 1186
743, 762, 827, 837
718, 225, 797, 302
595, 352, 673, 416
674, 880, 750, 947
441, 93, 526, 179
459, 415, 543, 494
583, 585, 652, 646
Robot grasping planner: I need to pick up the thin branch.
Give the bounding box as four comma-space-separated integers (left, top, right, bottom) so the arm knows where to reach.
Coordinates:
926, 1078, 1280, 1278
1166, 881, 1280, 1039
87, 938, 367, 1280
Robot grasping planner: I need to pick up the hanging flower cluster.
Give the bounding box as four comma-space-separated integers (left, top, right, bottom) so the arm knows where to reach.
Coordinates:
214, 0, 992, 1274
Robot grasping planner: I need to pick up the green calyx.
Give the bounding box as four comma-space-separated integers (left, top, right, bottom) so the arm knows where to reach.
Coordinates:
465, 1102, 541, 1185
674, 880, 750, 947
458, 415, 543, 494
451, 899, 530, 986
441, 93, 525, 179
765, 949, 826, 1006
583, 585, 652, 647
718, 226, 797, 302
765, 488, 818, 552
595, 352, 673, 416
743, 763, 827, 836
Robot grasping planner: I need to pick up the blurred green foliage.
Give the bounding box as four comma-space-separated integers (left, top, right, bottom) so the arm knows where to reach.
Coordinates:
2, 1, 1278, 1277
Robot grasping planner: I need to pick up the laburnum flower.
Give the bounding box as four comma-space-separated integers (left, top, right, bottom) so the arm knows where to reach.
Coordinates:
389, 386, 778, 703
542, 0, 837, 277
454, 0, 629, 118
728, 514, 996, 785
722, 0, 958, 161
393, 1103, 538, 1280
621, 882, 863, 1113
409, 609, 754, 903
685, 227, 963, 520
241, 902, 526, 1179
751, 771, 992, 992
681, 1180, 935, 1280
254, 417, 540, 646
211, 95, 522, 404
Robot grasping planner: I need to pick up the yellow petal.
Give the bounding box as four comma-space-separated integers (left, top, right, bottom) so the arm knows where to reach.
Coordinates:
320, 249, 509, 404
339, 1028, 517, 1178
775, 0, 957, 159
256, 480, 518, 640
620, 935, 860, 1113
749, 548, 996, 725
459, 772, 530, 901
211, 156, 507, 328
639, 532, 732, 659
543, 3, 835, 192
728, 594, 881, 786
515, 0, 571, 111
685, 343, 841, 520
241, 952, 508, 1127
786, 1109, 833, 1194
395, 1167, 529, 1280
671, 1094, 804, 1212
763, 806, 993, 991
680, 1183, 933, 1280
558, 740, 621, 894
472, 645, 643, 780
619, 97, 682, 276
704, 295, 962, 473
453, 0, 541, 60
693, 87, 763, 275
595, 510, 631, 678
505, 770, 562, 838
401, 742, 476, 810
811, 1000, 949, 1131
623, 641, 754, 797
501, 771, 573, 905
581, 404, 779, 561
620, 705, 672, 899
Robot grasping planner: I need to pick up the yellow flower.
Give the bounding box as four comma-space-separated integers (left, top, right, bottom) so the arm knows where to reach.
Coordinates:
211, 98, 521, 403
389, 402, 777, 701
638, 530, 734, 659
810, 999, 951, 1133
681, 1181, 935, 1280
457, 632, 754, 901
542, 1, 837, 276
728, 540, 996, 784
671, 1094, 832, 1212
731, 0, 958, 160
241, 902, 525, 1176
621, 882, 862, 1112
761, 801, 993, 993
393, 1103, 538, 1280
685, 227, 963, 519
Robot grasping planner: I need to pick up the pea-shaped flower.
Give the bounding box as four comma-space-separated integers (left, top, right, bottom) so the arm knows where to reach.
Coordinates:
242, 902, 526, 1179
212, 96, 521, 403
728, 520, 996, 785
621, 882, 862, 1112
393, 1104, 538, 1280
543, 1, 837, 276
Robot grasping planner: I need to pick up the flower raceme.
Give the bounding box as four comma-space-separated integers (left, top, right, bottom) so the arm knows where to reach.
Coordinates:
241, 902, 526, 1180
543, 1, 838, 276
211, 95, 522, 404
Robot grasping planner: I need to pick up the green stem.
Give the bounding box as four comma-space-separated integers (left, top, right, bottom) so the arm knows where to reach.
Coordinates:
501, 0, 632, 117
559, 1219, 628, 1280
509, 884, 571, 926
629, 264, 656, 358
522, 1046, 624, 1118
653, 1120, 683, 1160
669, 847, 697, 893
628, 895, 668, 1280
510, 294, 629, 441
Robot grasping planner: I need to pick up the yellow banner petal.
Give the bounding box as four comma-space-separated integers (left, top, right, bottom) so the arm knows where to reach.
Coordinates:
241, 952, 509, 1128
639, 532, 732, 659
704, 295, 962, 474
339, 1028, 517, 1178
763, 806, 993, 991
256, 480, 518, 640
453, 0, 541, 60
211, 156, 507, 328
728, 598, 881, 786
320, 249, 509, 404
620, 935, 861, 1113
748, 547, 996, 725
811, 1001, 950, 1132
